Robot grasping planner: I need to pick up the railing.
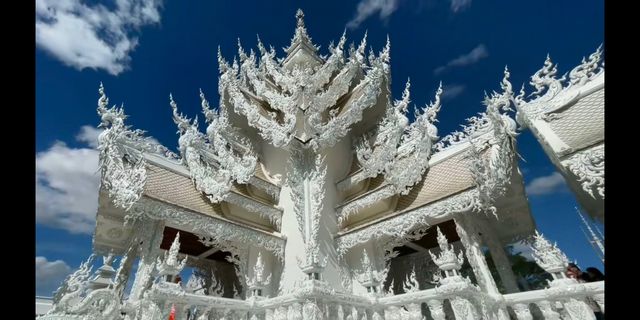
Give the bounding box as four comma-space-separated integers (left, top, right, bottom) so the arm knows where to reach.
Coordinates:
503, 280, 604, 320
38, 280, 605, 319
145, 279, 381, 320
36, 296, 53, 316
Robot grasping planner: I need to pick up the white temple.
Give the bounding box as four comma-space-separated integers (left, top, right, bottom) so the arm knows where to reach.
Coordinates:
38, 9, 604, 320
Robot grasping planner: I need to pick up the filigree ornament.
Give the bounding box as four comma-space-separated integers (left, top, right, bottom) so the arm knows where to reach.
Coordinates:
75, 10, 606, 320
336, 189, 479, 256
428, 227, 465, 274
97, 84, 148, 211
218, 11, 390, 150
171, 93, 257, 204
564, 145, 604, 198
356, 81, 442, 195
468, 67, 518, 216
247, 252, 272, 291
514, 45, 604, 124
156, 232, 187, 278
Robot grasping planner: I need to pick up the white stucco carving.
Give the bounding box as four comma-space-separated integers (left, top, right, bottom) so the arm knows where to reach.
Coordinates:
44, 9, 604, 320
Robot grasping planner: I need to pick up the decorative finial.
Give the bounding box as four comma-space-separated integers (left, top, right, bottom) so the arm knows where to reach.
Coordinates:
156, 232, 187, 278
428, 226, 465, 274
425, 81, 443, 123
97, 82, 109, 113
256, 34, 267, 55
501, 65, 513, 97
217, 46, 228, 73
296, 9, 305, 27
170, 94, 193, 133
381, 35, 391, 62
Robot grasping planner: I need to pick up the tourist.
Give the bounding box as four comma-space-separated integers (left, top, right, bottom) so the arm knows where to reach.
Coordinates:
584, 267, 605, 282
565, 263, 584, 282
580, 267, 605, 319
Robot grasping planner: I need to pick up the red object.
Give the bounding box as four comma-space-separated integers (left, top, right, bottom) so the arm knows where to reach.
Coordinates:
168, 304, 176, 320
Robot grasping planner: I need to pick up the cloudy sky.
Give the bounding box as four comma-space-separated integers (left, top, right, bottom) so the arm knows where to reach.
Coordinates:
36, 0, 604, 296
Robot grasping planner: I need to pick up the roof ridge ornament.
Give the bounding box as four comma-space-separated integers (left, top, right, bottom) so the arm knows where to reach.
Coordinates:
96, 84, 148, 212
569, 44, 604, 86
285, 9, 319, 56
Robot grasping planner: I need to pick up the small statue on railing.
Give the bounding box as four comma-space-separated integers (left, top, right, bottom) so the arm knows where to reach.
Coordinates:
426, 227, 480, 319
156, 233, 187, 289
356, 249, 387, 296
429, 227, 465, 278
530, 230, 600, 320
246, 252, 272, 299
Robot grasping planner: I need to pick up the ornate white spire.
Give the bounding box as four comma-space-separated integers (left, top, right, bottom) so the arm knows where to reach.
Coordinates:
353, 80, 442, 198
285, 9, 318, 55
247, 252, 272, 294
569, 44, 603, 86
468, 68, 517, 216
88, 252, 116, 291
528, 54, 566, 101
171, 91, 258, 204
355, 249, 387, 293
429, 227, 465, 275
218, 17, 389, 150
156, 232, 187, 277
96, 84, 148, 212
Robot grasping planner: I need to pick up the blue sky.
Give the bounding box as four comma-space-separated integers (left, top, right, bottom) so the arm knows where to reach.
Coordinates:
36, 0, 604, 296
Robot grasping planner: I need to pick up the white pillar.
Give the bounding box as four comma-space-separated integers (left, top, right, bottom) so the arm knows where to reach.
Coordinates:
476, 217, 520, 293
129, 218, 165, 300
454, 214, 500, 295
512, 303, 533, 320
455, 214, 510, 320
114, 244, 138, 299
426, 299, 446, 320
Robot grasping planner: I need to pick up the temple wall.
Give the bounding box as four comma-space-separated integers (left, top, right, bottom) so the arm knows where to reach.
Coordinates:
259, 136, 355, 293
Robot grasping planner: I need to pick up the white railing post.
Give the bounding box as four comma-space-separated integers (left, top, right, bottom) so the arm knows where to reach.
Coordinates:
384, 305, 400, 320
512, 303, 533, 320
449, 297, 478, 320
426, 299, 446, 320
592, 293, 604, 314
534, 300, 561, 320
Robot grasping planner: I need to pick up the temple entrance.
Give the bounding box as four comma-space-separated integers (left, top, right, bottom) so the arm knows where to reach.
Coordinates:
160, 226, 243, 299
383, 220, 477, 295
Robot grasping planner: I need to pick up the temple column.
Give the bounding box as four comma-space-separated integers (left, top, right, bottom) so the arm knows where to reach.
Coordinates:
129, 218, 165, 300
476, 217, 520, 293
114, 244, 138, 299
454, 213, 510, 320
454, 214, 500, 295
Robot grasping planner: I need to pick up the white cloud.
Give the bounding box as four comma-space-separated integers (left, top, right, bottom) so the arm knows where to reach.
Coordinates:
450, 0, 472, 13
36, 256, 72, 296
36, 127, 101, 234
346, 0, 400, 29
441, 84, 466, 100
35, 0, 163, 75
434, 44, 488, 74
525, 172, 568, 196
76, 125, 103, 148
